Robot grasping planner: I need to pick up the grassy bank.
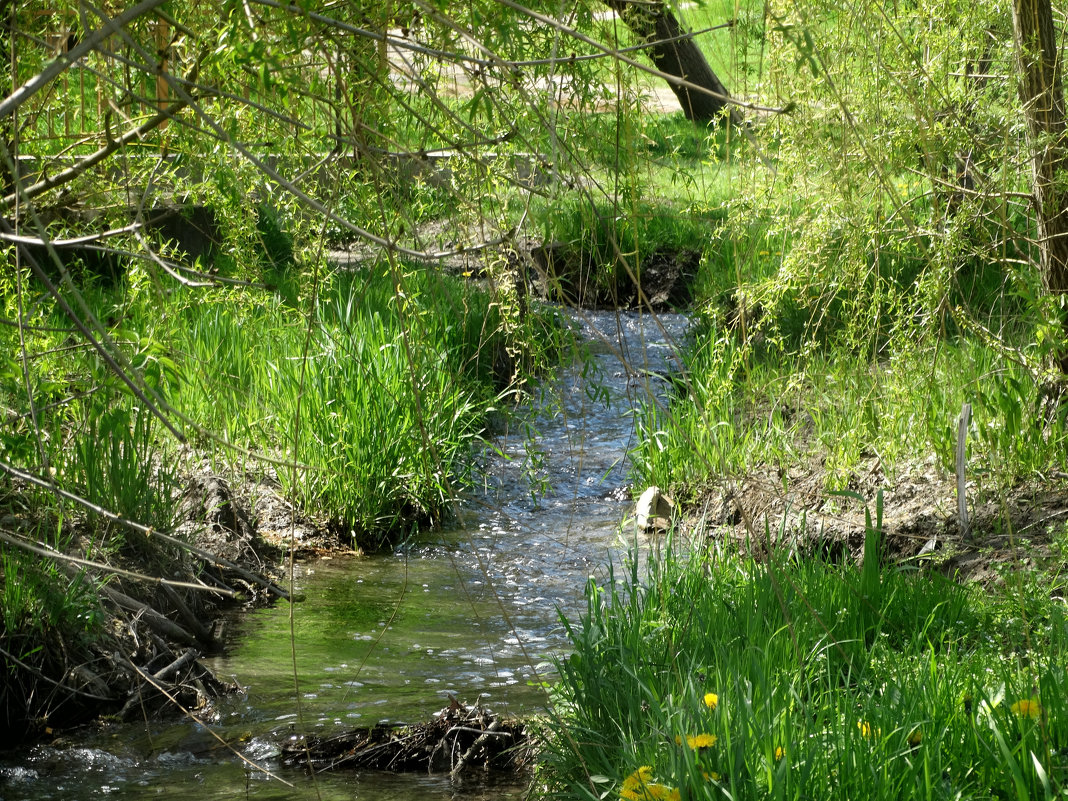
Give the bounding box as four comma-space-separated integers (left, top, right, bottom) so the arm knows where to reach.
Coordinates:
154, 266, 562, 546
538, 520, 1068, 800
3, 261, 560, 547
0, 258, 563, 737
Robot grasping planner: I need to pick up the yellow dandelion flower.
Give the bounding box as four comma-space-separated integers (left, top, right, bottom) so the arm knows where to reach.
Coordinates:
907, 729, 922, 747
1010, 699, 1043, 719
703, 770, 721, 781
857, 720, 878, 738
704, 692, 719, 710
623, 766, 653, 791
620, 768, 678, 801
774, 746, 786, 760
646, 785, 680, 801
676, 733, 717, 749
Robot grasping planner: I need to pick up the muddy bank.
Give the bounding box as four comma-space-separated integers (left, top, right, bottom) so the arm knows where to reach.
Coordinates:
693, 457, 1068, 584
527, 241, 700, 310
0, 467, 311, 747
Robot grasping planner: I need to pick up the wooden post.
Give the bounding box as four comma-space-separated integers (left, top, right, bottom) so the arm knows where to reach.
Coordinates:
956, 402, 971, 538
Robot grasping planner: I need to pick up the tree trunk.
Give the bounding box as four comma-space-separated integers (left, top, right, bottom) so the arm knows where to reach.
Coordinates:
0, 0, 14, 197
1012, 0, 1068, 376
604, 0, 739, 125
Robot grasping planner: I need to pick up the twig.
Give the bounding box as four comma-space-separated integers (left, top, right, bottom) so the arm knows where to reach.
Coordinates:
0, 0, 169, 120
449, 718, 502, 780
161, 583, 220, 649
151, 647, 200, 682
1, 101, 189, 211
0, 528, 236, 597
0, 223, 144, 246
0, 460, 289, 599
100, 584, 198, 645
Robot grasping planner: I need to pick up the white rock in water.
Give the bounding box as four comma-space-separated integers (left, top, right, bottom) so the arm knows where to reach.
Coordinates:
635, 485, 674, 532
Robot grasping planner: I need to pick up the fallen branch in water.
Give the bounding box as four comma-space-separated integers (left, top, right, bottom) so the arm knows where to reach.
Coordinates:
280, 700, 530, 776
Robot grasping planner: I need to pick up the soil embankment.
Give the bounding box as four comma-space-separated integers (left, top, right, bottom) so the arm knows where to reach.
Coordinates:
692, 458, 1068, 584
0, 469, 314, 747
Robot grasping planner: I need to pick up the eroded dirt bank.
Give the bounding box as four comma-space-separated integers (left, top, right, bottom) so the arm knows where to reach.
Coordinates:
692, 458, 1068, 585
0, 467, 328, 747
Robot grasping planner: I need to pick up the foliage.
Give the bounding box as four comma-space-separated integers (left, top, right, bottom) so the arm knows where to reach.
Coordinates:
539, 522, 1068, 800
632, 316, 1068, 498
3, 0, 1068, 768
116, 263, 561, 548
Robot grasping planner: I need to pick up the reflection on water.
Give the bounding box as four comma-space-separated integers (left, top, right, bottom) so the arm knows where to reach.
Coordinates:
0, 309, 688, 800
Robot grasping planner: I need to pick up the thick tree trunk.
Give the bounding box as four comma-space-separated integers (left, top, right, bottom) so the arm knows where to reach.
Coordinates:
1012, 0, 1068, 375
604, 0, 739, 125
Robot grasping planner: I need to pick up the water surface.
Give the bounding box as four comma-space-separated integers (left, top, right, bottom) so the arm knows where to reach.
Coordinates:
0, 309, 688, 800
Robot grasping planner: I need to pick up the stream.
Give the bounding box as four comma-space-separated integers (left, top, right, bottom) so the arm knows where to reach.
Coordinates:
0, 308, 689, 801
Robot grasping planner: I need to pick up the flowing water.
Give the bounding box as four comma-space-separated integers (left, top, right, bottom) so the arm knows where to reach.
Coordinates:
0, 309, 689, 801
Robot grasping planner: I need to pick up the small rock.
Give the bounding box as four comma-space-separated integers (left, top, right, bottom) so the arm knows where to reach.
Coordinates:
635, 486, 674, 532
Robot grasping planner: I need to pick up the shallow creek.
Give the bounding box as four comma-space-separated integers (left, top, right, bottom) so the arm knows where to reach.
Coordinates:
0, 309, 689, 800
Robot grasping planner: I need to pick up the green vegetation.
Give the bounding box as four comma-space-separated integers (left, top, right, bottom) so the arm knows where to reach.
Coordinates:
163, 267, 560, 544
3, 263, 559, 551
539, 518, 1068, 800
3, 1, 1068, 795
632, 329, 1068, 497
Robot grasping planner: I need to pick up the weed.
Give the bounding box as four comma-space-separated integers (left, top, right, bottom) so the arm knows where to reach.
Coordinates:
541, 520, 1068, 800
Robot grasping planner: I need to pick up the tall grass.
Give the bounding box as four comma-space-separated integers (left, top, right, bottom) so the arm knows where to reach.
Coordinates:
138, 263, 563, 548
632, 318, 1068, 500
538, 521, 1068, 800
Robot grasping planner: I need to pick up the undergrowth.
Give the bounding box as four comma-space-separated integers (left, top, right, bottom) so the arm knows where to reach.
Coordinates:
538, 520, 1068, 800
147, 263, 564, 548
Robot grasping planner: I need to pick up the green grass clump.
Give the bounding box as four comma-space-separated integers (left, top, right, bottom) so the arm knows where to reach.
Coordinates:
540, 525, 1068, 801
151, 263, 562, 549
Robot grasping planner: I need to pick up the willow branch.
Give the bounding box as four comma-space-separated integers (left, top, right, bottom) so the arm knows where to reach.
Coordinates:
0, 529, 236, 598
0, 0, 169, 119
1, 102, 188, 211
0, 460, 290, 600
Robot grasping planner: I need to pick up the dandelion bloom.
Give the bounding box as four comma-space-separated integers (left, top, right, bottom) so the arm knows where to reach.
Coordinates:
675, 733, 717, 749
620, 767, 651, 801
774, 746, 786, 760
857, 720, 878, 738
623, 767, 654, 791
1010, 699, 1043, 719
704, 692, 719, 710
620, 767, 679, 801
648, 786, 680, 801
702, 770, 721, 781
